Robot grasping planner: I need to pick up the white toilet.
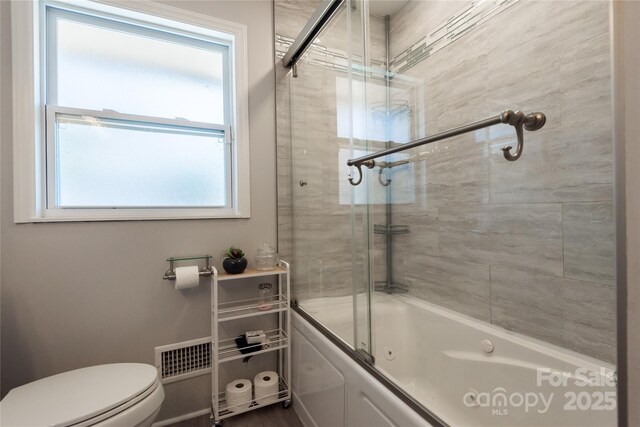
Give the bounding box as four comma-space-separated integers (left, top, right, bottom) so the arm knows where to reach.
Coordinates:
0, 363, 164, 427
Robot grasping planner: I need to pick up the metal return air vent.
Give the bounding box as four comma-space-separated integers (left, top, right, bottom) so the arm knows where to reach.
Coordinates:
154, 337, 212, 384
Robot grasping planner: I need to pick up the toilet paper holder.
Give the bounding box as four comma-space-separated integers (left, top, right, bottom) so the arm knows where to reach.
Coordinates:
163, 255, 214, 280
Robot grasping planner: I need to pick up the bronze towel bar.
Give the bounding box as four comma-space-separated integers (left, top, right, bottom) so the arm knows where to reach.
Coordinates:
346, 110, 546, 186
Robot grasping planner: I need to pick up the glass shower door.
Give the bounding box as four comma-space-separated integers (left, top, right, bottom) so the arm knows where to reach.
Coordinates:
288, 0, 373, 356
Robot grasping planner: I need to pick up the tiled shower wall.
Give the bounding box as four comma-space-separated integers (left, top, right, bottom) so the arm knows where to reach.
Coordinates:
275, 0, 616, 363
387, 0, 615, 362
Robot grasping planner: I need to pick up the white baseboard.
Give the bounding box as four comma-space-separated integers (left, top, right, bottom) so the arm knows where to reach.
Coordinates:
151, 408, 210, 427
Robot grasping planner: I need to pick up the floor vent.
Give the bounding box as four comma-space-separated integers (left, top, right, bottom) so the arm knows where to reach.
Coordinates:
154, 337, 212, 384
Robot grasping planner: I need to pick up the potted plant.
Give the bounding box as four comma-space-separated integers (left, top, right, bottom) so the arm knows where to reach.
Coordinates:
222, 247, 247, 274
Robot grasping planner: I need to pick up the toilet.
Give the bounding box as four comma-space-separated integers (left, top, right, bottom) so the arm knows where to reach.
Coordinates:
0, 363, 164, 427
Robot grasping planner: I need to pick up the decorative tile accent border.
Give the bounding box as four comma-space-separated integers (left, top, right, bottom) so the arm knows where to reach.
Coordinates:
389, 0, 520, 74
276, 0, 518, 77
276, 34, 348, 72
275, 34, 386, 76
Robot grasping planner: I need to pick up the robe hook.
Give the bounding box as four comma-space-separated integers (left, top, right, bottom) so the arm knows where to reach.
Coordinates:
348, 160, 376, 186
500, 110, 546, 161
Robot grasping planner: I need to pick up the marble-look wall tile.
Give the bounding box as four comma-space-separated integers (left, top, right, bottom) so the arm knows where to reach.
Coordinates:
291, 211, 355, 300
386, 0, 614, 362
398, 33, 490, 136
563, 203, 615, 286
491, 266, 616, 363
389, 0, 471, 58
293, 252, 354, 300
276, 62, 294, 263
489, 30, 613, 204
276, 222, 293, 265
373, 234, 387, 284
391, 209, 439, 257
416, 138, 490, 207
280, 1, 352, 62
368, 14, 387, 64
558, 33, 611, 128
489, 124, 613, 204
275, 0, 323, 39
439, 204, 564, 277
397, 255, 491, 322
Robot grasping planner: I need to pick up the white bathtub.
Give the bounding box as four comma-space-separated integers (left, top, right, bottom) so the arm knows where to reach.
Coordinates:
292, 306, 432, 427
295, 293, 617, 427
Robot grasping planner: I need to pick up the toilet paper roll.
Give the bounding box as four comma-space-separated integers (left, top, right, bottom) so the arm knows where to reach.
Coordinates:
175, 266, 200, 290
254, 371, 279, 405
226, 379, 252, 412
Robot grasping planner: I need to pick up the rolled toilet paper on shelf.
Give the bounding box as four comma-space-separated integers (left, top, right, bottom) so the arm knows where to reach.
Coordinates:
174, 266, 200, 290
226, 379, 252, 412
254, 371, 279, 405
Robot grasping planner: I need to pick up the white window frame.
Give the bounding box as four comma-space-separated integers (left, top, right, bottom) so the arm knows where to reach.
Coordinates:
12, 0, 251, 222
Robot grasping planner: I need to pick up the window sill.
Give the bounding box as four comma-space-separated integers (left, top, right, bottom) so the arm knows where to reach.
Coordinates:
19, 208, 250, 223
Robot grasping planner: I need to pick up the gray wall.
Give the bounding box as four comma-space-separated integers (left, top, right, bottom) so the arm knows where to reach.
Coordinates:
0, 0, 276, 422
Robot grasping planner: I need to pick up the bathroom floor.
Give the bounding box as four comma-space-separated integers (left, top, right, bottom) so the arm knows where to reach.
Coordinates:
168, 405, 303, 427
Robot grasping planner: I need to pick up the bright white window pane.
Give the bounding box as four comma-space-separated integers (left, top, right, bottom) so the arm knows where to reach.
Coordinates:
54, 15, 226, 123
54, 114, 227, 207
336, 77, 386, 142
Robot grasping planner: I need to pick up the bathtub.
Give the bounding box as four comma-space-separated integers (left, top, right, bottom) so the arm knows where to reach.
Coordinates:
294, 293, 616, 427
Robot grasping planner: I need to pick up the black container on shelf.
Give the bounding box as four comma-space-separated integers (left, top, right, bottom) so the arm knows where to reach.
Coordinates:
223, 257, 248, 274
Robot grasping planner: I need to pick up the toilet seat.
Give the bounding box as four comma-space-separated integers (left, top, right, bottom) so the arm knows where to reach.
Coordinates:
0, 363, 162, 427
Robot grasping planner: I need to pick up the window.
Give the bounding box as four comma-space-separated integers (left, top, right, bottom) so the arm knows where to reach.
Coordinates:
12, 0, 250, 221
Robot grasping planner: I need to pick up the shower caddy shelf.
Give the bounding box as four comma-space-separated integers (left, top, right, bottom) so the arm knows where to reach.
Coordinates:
210, 261, 291, 426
